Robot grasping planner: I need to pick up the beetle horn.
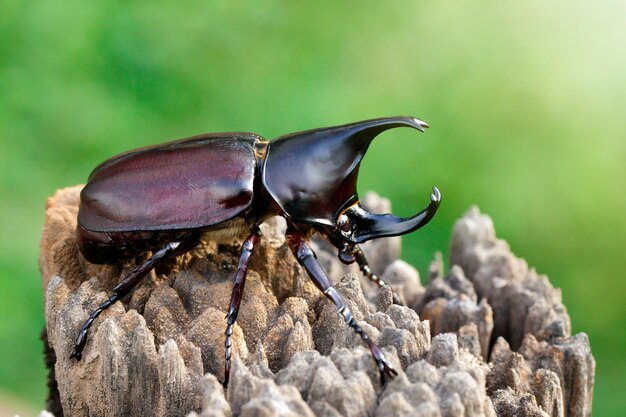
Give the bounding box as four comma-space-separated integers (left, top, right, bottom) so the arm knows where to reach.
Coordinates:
263, 116, 430, 225
343, 187, 441, 243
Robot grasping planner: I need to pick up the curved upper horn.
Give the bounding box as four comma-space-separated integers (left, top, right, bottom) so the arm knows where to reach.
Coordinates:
342, 187, 441, 244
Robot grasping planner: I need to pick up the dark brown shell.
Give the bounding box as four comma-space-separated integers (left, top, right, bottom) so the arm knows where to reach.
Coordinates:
78, 133, 264, 233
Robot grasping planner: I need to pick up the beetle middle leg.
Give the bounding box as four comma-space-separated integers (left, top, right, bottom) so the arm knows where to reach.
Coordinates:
70, 235, 200, 360
353, 245, 404, 305
286, 227, 398, 384
223, 228, 261, 387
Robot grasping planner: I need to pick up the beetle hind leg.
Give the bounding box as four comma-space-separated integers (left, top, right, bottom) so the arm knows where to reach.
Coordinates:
287, 228, 398, 384
70, 235, 200, 360
353, 245, 404, 305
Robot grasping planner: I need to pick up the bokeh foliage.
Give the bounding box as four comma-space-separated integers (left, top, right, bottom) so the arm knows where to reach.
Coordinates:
0, 1, 624, 414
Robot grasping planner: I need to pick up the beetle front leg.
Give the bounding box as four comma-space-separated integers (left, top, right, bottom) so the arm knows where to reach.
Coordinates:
223, 229, 260, 387
353, 245, 404, 305
286, 228, 398, 384
70, 236, 199, 360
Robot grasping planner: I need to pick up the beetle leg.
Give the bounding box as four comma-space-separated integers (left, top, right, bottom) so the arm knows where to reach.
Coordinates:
286, 228, 398, 384
70, 236, 200, 361
223, 229, 261, 387
353, 245, 404, 305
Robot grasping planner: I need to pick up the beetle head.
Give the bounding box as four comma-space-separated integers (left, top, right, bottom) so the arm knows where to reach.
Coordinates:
262, 116, 440, 243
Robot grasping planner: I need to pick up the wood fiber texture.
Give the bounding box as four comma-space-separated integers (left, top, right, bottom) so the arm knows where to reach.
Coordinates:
40, 187, 594, 417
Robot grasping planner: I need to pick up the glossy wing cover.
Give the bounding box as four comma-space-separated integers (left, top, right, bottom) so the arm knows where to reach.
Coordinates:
78, 133, 264, 232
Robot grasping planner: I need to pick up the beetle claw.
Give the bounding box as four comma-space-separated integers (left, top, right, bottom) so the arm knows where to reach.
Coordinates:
378, 358, 398, 385
69, 349, 82, 361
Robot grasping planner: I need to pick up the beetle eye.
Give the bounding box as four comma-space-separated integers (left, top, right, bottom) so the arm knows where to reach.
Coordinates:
338, 214, 351, 234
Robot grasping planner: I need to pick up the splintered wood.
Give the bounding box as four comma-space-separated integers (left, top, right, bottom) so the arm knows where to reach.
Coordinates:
40, 188, 594, 417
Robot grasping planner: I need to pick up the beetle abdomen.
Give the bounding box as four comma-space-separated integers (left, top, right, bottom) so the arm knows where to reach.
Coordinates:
76, 226, 193, 264
78, 134, 263, 233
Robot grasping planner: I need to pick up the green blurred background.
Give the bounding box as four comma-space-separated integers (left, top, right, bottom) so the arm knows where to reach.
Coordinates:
0, 1, 624, 415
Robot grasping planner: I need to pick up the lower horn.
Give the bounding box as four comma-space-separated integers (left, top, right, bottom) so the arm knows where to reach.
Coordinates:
345, 187, 441, 243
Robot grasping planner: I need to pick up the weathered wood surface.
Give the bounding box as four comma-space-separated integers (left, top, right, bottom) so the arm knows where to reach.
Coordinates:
40, 186, 594, 416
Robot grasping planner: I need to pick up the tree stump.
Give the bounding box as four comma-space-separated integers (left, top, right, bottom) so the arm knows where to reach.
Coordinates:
40, 186, 595, 416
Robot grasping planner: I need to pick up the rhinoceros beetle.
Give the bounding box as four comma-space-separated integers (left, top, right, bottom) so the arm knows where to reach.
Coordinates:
70, 116, 441, 386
